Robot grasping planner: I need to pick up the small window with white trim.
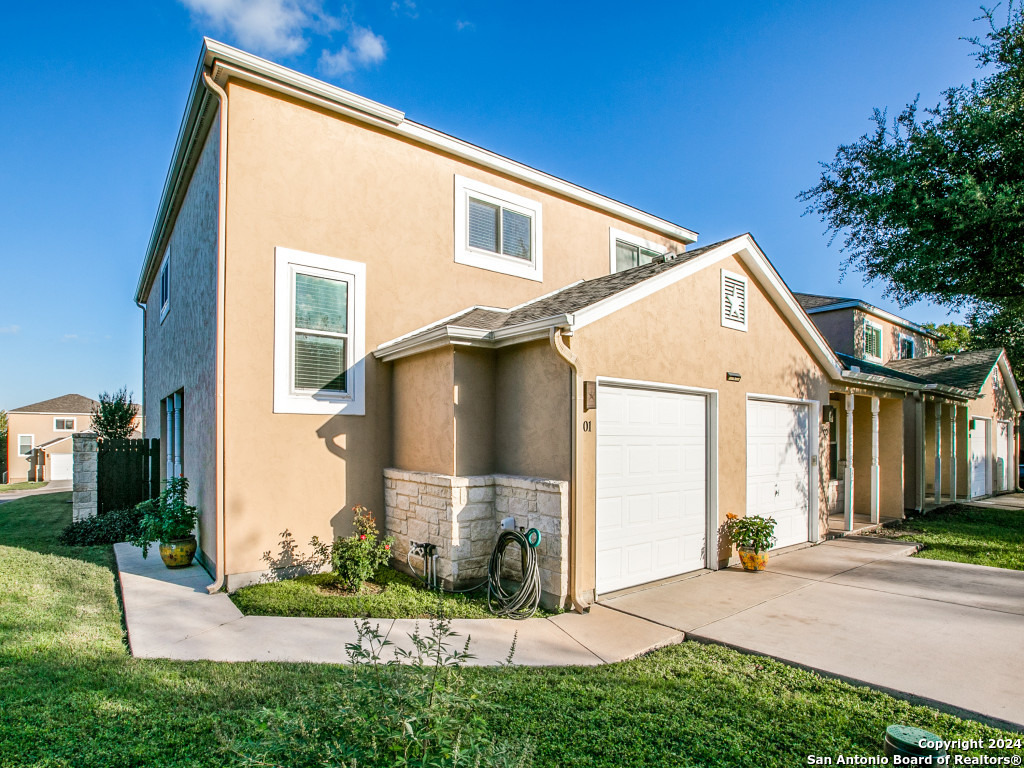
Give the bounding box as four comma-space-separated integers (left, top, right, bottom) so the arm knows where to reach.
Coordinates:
864, 321, 883, 361
721, 269, 748, 332
454, 175, 543, 282
898, 334, 915, 360
54, 418, 75, 431
610, 228, 668, 273
158, 247, 171, 323
17, 435, 34, 456
274, 247, 366, 415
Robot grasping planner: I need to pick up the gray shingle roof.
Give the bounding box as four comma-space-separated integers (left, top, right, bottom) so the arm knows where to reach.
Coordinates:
403, 238, 737, 339
793, 293, 856, 310
886, 349, 1004, 393
9, 394, 99, 414
835, 353, 933, 386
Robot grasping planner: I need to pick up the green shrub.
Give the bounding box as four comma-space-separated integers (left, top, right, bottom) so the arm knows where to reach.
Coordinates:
127, 476, 199, 557
721, 513, 777, 552
57, 506, 143, 546
330, 504, 394, 591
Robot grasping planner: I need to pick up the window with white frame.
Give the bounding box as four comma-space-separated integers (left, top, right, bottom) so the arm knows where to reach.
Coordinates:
17, 435, 33, 456
864, 321, 883, 360
54, 418, 75, 431
274, 247, 366, 415
158, 247, 171, 323
721, 269, 748, 332
899, 335, 915, 359
609, 228, 668, 273
454, 175, 543, 281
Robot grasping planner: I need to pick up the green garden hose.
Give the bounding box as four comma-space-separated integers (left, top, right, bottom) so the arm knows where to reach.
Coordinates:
486, 528, 542, 620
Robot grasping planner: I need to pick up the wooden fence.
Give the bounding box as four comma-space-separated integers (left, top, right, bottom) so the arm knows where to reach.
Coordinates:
97, 438, 160, 513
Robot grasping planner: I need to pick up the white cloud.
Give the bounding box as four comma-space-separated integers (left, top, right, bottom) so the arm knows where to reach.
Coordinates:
390, 0, 417, 18
455, 19, 474, 32
179, 0, 340, 57
61, 334, 80, 342
0, 325, 19, 335
318, 25, 387, 78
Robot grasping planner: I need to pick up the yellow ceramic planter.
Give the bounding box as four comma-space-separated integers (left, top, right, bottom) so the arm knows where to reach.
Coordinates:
738, 547, 768, 571
159, 536, 197, 569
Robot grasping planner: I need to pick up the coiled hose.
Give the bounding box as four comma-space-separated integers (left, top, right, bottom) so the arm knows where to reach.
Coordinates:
487, 529, 542, 620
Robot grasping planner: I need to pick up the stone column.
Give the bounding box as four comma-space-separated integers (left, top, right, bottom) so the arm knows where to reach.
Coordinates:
934, 402, 943, 506
844, 394, 855, 531
72, 432, 99, 521
870, 396, 880, 524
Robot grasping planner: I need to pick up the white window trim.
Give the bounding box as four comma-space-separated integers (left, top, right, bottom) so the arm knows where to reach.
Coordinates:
897, 332, 915, 360
274, 247, 366, 416
608, 228, 669, 273
17, 434, 34, 457
721, 269, 748, 332
454, 174, 543, 282
158, 247, 171, 324
864, 320, 883, 362
53, 418, 76, 431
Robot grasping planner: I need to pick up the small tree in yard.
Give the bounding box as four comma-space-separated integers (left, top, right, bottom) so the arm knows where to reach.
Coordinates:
91, 387, 139, 440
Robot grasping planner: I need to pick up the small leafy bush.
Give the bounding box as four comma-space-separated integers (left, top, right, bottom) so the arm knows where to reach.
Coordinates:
331, 504, 394, 591
127, 476, 199, 558
721, 512, 777, 553
58, 506, 143, 546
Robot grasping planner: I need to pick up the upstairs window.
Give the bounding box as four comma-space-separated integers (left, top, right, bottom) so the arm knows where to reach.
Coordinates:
899, 335, 915, 359
721, 269, 748, 332
864, 321, 883, 360
609, 228, 668, 273
274, 247, 366, 415
158, 247, 171, 323
17, 435, 33, 456
454, 175, 543, 282
54, 418, 75, 431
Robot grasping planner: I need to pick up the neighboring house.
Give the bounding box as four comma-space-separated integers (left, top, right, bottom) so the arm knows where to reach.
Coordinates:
137, 39, 1019, 607
797, 295, 1023, 513
6, 394, 99, 482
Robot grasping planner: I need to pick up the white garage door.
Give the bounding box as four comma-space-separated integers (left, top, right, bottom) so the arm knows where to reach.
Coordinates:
746, 399, 811, 550
596, 385, 707, 595
970, 418, 990, 498
48, 453, 73, 481
996, 421, 1011, 492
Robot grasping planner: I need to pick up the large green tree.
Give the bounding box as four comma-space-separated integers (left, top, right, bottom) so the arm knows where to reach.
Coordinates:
90, 388, 140, 441
801, 4, 1024, 370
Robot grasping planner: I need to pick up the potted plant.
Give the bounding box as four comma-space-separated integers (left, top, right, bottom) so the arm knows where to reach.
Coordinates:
721, 513, 777, 571
129, 476, 200, 568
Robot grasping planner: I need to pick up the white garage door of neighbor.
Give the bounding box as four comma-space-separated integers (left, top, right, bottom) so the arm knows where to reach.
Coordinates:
996, 421, 1011, 492
746, 399, 811, 550
596, 385, 708, 595
48, 453, 73, 481
970, 418, 990, 498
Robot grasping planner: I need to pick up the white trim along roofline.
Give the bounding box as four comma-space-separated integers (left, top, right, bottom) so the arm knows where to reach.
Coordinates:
995, 351, 1024, 412
803, 299, 943, 341
135, 38, 698, 304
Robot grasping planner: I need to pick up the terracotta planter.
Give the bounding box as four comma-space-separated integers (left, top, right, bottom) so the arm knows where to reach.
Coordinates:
159, 536, 197, 569
738, 547, 768, 572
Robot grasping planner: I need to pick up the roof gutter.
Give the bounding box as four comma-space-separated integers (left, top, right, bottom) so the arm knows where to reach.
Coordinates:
839, 370, 973, 400
201, 71, 229, 596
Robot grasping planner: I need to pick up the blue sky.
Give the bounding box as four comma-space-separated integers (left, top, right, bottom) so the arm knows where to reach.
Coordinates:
0, 0, 991, 410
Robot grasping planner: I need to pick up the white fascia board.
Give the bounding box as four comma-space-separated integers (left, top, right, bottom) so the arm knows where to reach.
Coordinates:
805, 301, 942, 340
996, 352, 1024, 411
374, 314, 571, 362
375, 306, 509, 352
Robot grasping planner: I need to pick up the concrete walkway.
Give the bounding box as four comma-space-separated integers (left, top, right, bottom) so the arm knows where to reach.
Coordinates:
602, 535, 1024, 731
114, 543, 682, 666
0, 480, 71, 503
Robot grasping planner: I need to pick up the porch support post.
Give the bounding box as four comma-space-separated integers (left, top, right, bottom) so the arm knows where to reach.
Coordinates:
870, 396, 880, 523
934, 402, 943, 506
949, 404, 957, 502
844, 394, 855, 531
915, 397, 926, 511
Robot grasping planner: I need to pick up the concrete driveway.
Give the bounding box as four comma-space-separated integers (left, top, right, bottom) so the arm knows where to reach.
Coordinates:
602, 536, 1024, 731
0, 480, 71, 503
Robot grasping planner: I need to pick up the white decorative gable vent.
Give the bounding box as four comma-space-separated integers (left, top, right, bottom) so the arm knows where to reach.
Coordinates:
721, 269, 748, 331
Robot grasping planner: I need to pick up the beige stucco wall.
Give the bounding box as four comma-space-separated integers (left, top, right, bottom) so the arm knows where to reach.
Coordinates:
809, 308, 938, 362
393, 347, 455, 475
454, 348, 496, 477
6, 412, 88, 482
141, 113, 221, 568
569, 252, 832, 598
215, 79, 692, 577
967, 364, 1020, 493
809, 310, 856, 357
494, 341, 571, 480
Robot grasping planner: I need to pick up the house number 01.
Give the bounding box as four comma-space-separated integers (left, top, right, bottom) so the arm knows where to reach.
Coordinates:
583, 421, 592, 432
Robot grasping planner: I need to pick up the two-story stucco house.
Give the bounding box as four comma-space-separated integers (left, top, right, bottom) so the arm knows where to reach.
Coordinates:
6, 394, 99, 483
137, 40, 1019, 609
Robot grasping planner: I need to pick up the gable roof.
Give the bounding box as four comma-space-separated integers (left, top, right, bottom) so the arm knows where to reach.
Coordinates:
376, 235, 847, 381
9, 394, 98, 415
36, 436, 73, 450
136, 38, 698, 303
793, 293, 942, 340
887, 349, 1003, 392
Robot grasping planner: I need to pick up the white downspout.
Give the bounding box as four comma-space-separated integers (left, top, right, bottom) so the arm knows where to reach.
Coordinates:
550, 327, 588, 614
203, 71, 229, 595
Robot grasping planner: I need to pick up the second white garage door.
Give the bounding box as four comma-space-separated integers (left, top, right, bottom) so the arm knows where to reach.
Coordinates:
596, 384, 708, 595
747, 399, 811, 550
48, 453, 73, 481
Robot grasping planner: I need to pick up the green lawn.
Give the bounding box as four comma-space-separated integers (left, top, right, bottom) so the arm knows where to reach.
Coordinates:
0, 480, 48, 492
231, 565, 558, 619
1, 494, 1020, 767
877, 503, 1024, 570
